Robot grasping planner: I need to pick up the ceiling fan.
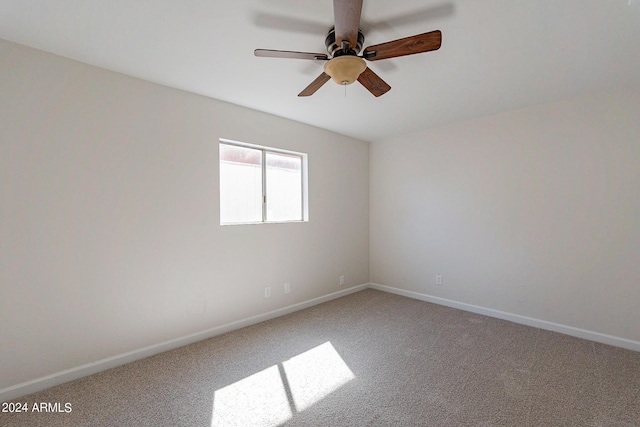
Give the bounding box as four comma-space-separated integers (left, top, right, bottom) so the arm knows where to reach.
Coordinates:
254, 0, 442, 97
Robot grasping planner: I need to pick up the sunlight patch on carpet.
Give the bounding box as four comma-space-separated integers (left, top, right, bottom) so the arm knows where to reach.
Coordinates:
211, 365, 292, 427
211, 341, 355, 426
283, 341, 355, 411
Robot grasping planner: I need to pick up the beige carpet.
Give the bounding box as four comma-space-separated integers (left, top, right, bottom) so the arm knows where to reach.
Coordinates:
2, 289, 639, 426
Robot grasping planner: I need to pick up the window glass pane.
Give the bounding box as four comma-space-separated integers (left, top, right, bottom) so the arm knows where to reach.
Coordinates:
220, 144, 263, 223
266, 152, 302, 222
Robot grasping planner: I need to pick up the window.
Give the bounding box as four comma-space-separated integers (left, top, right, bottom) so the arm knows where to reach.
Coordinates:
219, 140, 307, 225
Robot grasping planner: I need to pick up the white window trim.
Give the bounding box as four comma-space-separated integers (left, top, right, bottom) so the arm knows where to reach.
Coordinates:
219, 138, 309, 225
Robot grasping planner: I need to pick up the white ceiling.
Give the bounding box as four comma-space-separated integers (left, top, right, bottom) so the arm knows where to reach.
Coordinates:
1, 0, 639, 142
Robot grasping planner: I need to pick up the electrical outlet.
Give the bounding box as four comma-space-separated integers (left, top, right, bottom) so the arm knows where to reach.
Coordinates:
339, 275, 345, 286
436, 274, 443, 285
264, 287, 271, 298
284, 282, 290, 294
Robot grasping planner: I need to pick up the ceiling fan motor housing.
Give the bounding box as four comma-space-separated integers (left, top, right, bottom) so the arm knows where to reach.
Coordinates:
325, 28, 365, 57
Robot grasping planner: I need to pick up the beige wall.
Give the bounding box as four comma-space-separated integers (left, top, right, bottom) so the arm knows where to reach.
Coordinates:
0, 39, 369, 389
370, 87, 640, 343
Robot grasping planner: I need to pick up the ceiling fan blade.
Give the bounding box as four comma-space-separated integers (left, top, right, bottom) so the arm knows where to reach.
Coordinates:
363, 30, 442, 61
298, 72, 331, 97
333, 0, 363, 49
255, 49, 328, 60
357, 67, 391, 97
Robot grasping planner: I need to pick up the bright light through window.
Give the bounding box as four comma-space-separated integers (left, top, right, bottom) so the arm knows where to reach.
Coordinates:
211, 342, 354, 426
219, 140, 307, 225
266, 151, 302, 222
219, 144, 262, 224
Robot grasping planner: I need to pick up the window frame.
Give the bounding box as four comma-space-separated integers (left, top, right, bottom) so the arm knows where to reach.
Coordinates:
219, 138, 308, 225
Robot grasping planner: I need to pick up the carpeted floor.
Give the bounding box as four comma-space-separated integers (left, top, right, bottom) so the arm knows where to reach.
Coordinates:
2, 289, 639, 426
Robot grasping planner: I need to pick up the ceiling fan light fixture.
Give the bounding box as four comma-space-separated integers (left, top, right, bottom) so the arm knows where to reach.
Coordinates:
323, 56, 366, 85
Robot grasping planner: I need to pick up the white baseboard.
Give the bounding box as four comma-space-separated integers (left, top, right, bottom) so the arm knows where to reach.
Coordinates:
0, 284, 368, 402
4, 282, 637, 402
368, 283, 640, 353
